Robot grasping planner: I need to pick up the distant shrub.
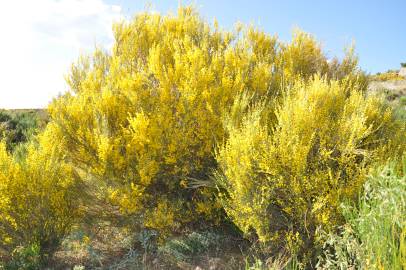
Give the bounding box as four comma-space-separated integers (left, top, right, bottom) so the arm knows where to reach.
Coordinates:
215, 76, 405, 259
0, 111, 11, 122
401, 62, 406, 68
371, 71, 403, 81
0, 110, 41, 152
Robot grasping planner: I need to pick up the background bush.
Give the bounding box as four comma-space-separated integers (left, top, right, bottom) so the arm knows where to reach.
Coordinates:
370, 70, 404, 81
0, 110, 43, 153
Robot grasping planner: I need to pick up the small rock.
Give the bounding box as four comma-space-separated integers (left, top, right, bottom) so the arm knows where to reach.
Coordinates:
399, 67, 406, 79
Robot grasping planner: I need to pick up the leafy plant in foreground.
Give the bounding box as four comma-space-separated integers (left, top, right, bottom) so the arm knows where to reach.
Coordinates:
0, 126, 82, 266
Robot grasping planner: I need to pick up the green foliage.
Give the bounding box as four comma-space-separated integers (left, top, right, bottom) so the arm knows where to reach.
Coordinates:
244, 255, 302, 270
215, 76, 405, 258
0, 110, 43, 152
316, 225, 364, 269
159, 231, 222, 263
400, 96, 406, 106
245, 258, 267, 270
2, 244, 41, 270
401, 62, 406, 68
317, 161, 406, 269
394, 103, 406, 122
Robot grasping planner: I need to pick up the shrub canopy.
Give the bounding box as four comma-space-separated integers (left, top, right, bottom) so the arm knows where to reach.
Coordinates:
215, 76, 405, 255
0, 126, 82, 261
48, 7, 366, 234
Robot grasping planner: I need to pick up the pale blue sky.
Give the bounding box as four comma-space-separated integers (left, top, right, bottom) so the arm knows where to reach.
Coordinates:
0, 0, 404, 108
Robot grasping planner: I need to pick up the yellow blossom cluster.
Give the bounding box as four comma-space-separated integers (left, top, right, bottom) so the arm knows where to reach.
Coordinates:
0, 125, 82, 256
45, 7, 367, 234
215, 76, 405, 255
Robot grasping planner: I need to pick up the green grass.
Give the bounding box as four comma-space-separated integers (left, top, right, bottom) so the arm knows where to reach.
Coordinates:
317, 160, 406, 269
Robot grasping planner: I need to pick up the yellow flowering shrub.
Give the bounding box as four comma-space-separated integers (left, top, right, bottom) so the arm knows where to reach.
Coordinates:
215, 76, 405, 255
370, 70, 404, 81
48, 7, 365, 234
0, 126, 82, 261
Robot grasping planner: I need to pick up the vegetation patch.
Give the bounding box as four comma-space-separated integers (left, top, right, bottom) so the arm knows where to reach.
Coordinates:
0, 6, 404, 270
